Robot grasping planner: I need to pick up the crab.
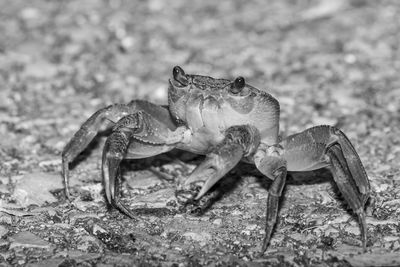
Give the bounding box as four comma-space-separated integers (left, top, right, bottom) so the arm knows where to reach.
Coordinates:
62, 66, 370, 253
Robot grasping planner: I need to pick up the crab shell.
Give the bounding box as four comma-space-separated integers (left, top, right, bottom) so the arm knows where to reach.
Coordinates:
168, 66, 280, 153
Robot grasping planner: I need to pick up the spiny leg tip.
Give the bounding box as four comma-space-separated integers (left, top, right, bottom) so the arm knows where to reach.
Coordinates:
64, 188, 72, 201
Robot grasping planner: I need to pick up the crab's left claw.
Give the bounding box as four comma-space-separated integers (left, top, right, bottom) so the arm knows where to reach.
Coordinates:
176, 125, 260, 205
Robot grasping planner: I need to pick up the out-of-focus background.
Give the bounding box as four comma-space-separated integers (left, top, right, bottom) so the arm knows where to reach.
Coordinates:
0, 0, 399, 266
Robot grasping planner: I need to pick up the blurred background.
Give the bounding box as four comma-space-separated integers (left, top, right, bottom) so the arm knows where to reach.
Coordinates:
0, 0, 399, 265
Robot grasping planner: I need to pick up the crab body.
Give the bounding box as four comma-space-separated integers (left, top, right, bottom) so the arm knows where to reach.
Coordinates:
169, 72, 279, 153
62, 66, 370, 254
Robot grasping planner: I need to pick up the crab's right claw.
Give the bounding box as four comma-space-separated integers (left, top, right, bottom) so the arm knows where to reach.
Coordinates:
175, 125, 260, 205
175, 141, 244, 204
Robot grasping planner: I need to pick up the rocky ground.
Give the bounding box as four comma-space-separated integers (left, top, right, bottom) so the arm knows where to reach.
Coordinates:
0, 0, 400, 266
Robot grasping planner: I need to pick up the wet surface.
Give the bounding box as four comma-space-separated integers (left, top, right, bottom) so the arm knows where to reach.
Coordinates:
0, 0, 400, 266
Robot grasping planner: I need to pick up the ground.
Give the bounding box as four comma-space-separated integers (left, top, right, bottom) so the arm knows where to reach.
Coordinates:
0, 0, 399, 266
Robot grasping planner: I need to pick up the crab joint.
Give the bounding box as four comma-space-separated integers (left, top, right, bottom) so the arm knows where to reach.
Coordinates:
224, 125, 260, 157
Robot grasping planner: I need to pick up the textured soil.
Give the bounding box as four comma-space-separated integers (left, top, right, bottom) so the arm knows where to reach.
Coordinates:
0, 0, 400, 266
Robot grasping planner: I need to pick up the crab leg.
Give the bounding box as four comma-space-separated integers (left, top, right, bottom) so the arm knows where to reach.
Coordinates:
280, 125, 370, 248
253, 144, 287, 253
62, 100, 181, 199
176, 125, 260, 204
102, 111, 189, 218
62, 104, 134, 199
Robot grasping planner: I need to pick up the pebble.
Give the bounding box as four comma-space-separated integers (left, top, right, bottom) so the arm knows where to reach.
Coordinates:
25, 258, 65, 267
0, 213, 13, 225
393, 241, 400, 250
372, 182, 390, 193
231, 210, 242, 216
344, 225, 360, 236
9, 231, 52, 250
241, 230, 251, 236
68, 212, 99, 225
77, 235, 103, 253
0, 184, 8, 194
213, 218, 222, 225
329, 214, 351, 225
126, 171, 162, 190
183, 231, 212, 245
290, 233, 307, 242
30, 206, 57, 217
383, 236, 398, 242
245, 224, 257, 231
131, 188, 175, 209
323, 226, 339, 235
20, 7, 40, 20
12, 172, 62, 207
24, 60, 58, 79
54, 250, 102, 263
0, 225, 8, 238
0, 176, 8, 184
92, 224, 107, 235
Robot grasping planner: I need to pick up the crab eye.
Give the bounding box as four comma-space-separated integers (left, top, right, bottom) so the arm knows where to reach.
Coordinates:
173, 66, 189, 86
230, 76, 245, 94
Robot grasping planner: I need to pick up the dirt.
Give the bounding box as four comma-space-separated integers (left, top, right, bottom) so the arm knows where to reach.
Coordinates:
0, 0, 400, 266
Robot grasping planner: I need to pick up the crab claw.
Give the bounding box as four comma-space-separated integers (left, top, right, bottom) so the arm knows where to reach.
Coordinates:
175, 142, 243, 204
176, 125, 260, 204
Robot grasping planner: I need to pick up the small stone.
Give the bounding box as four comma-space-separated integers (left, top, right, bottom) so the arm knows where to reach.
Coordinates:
9, 231, 52, 250
20, 7, 40, 20
231, 210, 242, 216
213, 219, 222, 225
344, 225, 360, 236
76, 235, 103, 253
393, 241, 400, 250
130, 188, 175, 209
30, 206, 57, 217
55, 250, 102, 264
0, 239, 10, 249
38, 159, 61, 170
372, 182, 390, 193
290, 233, 307, 242
92, 224, 107, 235
183, 231, 211, 245
0, 213, 13, 225
68, 212, 99, 225
25, 258, 65, 267
0, 225, 8, 238
126, 171, 162, 190
324, 225, 339, 235
383, 236, 398, 242
0, 176, 8, 184
0, 184, 8, 194
12, 172, 62, 207
245, 224, 257, 231
24, 60, 58, 78
241, 230, 251, 236
384, 242, 392, 249
96, 264, 114, 267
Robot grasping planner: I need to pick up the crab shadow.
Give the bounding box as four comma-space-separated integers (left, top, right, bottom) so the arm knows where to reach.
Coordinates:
67, 133, 343, 217
168, 161, 347, 218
